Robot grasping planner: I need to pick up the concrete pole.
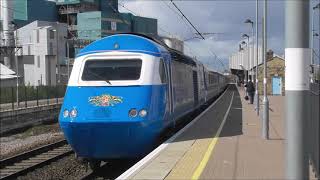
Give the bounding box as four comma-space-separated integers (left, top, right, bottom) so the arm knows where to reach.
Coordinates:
262, 0, 269, 139
255, 0, 260, 115
285, 0, 310, 179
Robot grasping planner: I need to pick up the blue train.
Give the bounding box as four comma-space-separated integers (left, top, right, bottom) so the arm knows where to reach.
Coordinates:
59, 33, 227, 168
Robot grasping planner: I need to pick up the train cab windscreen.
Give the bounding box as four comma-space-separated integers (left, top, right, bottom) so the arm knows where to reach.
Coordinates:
81, 59, 142, 81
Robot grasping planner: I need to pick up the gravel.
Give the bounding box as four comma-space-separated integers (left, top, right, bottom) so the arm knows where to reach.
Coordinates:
0, 123, 64, 159
17, 154, 89, 180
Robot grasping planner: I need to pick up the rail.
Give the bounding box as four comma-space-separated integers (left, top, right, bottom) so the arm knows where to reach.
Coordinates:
0, 140, 72, 180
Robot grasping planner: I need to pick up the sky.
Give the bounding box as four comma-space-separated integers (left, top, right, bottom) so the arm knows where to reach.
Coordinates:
119, 0, 320, 72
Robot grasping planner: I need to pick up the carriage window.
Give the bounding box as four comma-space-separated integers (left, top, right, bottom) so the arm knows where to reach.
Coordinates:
159, 59, 167, 83
82, 59, 142, 81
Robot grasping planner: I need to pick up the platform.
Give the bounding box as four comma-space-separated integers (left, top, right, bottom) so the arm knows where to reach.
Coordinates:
117, 84, 316, 180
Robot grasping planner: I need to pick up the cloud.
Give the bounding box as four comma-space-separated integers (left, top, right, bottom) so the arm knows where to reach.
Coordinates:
118, 0, 291, 71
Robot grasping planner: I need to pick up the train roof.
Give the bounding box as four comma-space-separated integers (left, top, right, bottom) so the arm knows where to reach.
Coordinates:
123, 33, 197, 66
77, 33, 197, 66
77, 33, 165, 58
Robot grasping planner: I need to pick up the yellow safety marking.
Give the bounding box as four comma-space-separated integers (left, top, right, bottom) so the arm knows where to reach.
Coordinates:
192, 92, 235, 180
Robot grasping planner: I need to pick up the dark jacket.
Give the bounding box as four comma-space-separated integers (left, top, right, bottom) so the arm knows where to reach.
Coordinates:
246, 81, 255, 94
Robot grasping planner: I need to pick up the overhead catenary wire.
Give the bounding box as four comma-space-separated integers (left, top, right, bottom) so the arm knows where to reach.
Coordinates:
119, 1, 226, 72
118, 2, 179, 39
167, 1, 227, 71
170, 0, 205, 40
161, 0, 195, 38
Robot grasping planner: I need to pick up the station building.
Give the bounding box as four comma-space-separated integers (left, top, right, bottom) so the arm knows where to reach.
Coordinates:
256, 52, 285, 95
229, 47, 286, 96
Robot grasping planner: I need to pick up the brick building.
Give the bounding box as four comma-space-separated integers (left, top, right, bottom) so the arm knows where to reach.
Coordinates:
257, 52, 285, 95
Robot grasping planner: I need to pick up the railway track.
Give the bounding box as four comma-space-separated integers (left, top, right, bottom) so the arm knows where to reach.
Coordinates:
0, 139, 73, 180
79, 160, 137, 180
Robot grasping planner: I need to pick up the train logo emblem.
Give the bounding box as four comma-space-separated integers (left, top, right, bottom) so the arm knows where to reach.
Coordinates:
88, 94, 123, 107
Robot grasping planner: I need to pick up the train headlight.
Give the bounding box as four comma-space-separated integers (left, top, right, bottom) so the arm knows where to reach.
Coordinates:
139, 109, 147, 117
129, 109, 138, 117
63, 109, 69, 118
70, 109, 78, 118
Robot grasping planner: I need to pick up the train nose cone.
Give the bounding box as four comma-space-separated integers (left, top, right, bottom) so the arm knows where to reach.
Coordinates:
60, 121, 157, 159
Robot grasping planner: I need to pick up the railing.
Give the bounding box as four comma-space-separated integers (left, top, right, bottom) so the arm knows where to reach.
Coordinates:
58, 3, 99, 14
309, 82, 319, 178
0, 85, 67, 111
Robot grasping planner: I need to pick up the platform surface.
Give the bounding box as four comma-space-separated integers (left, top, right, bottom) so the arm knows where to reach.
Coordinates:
123, 84, 316, 180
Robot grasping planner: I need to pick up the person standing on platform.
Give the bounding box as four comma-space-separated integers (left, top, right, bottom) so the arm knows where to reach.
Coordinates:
246, 77, 255, 104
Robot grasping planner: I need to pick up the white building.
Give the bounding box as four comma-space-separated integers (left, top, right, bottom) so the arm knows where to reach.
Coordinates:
16, 21, 67, 86
0, 63, 20, 87
161, 37, 184, 52
229, 45, 263, 72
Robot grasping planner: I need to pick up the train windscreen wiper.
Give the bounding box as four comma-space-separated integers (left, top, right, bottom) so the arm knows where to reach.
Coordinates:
86, 70, 112, 85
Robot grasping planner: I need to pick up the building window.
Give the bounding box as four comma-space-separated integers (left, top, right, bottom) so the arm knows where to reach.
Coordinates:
49, 30, 55, 39
111, 21, 117, 31
49, 42, 53, 55
28, 45, 31, 55
37, 56, 40, 68
36, 30, 40, 43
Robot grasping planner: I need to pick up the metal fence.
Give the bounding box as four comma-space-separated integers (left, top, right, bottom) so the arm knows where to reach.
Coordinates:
0, 85, 67, 111
309, 82, 319, 178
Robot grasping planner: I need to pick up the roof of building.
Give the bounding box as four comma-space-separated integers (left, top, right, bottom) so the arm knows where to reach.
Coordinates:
0, 63, 18, 80
272, 54, 285, 60
0, 63, 16, 75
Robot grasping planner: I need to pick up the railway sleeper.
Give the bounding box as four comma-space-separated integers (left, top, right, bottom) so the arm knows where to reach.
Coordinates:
28, 157, 51, 161
45, 152, 66, 155
13, 162, 36, 167
53, 148, 70, 151
0, 169, 19, 173
33, 153, 57, 157
17, 159, 46, 164
0, 172, 13, 177
2, 166, 25, 170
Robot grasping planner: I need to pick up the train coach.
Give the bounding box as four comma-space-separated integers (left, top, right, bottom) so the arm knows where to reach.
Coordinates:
59, 33, 226, 169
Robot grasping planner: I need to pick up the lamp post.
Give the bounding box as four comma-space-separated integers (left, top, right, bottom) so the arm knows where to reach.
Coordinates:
13, 23, 19, 107
244, 19, 254, 81
242, 34, 250, 81
254, 0, 260, 115
262, 0, 269, 139
312, 32, 319, 81
312, 3, 320, 66
240, 41, 248, 90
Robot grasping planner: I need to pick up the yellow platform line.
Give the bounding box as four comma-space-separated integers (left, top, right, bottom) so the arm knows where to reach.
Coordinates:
192, 92, 235, 180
